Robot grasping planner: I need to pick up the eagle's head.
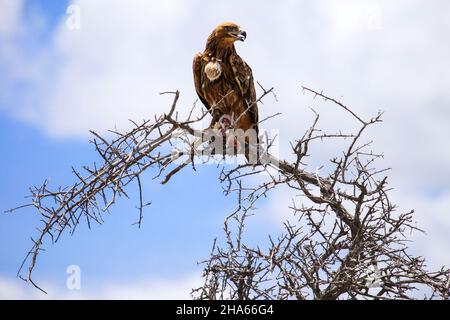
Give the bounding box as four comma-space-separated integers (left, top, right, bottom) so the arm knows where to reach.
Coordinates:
207, 22, 247, 48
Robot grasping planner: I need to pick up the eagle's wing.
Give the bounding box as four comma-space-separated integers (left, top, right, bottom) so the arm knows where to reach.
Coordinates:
229, 54, 258, 134
193, 53, 212, 113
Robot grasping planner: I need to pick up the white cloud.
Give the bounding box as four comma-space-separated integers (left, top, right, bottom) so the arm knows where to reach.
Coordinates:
394, 190, 450, 270
100, 275, 201, 300
0, 277, 28, 300
262, 184, 450, 268
0, 274, 201, 300
0, 0, 23, 37
1, 0, 449, 288
40, 0, 195, 137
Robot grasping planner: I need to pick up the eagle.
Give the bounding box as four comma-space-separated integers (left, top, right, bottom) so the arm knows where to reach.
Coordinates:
193, 22, 259, 161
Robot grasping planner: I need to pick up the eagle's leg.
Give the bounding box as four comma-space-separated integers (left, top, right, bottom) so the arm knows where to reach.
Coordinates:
211, 114, 239, 157
205, 114, 229, 158
226, 133, 241, 146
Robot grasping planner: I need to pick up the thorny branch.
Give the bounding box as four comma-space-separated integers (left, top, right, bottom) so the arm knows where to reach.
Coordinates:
192, 87, 449, 300
8, 84, 449, 299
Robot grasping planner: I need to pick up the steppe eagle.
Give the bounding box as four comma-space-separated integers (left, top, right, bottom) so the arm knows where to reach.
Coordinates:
193, 22, 258, 160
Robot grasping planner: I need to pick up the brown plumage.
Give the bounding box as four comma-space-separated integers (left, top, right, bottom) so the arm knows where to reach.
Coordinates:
193, 22, 258, 158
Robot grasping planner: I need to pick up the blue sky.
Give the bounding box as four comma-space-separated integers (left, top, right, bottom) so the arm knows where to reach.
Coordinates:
0, 0, 253, 297
0, 71, 248, 296
1, 0, 449, 299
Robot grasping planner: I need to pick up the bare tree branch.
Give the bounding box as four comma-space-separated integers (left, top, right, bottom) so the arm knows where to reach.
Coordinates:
8, 85, 449, 299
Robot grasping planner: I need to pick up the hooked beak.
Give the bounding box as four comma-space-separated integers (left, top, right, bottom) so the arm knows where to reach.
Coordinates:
237, 29, 247, 41
230, 29, 247, 42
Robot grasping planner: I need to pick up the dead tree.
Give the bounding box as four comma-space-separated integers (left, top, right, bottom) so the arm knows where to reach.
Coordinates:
9, 85, 449, 299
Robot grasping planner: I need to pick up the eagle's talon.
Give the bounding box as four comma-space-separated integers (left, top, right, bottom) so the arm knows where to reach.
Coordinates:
233, 137, 241, 149
226, 136, 241, 155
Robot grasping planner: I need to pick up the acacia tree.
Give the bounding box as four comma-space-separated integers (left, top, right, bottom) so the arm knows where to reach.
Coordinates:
10, 85, 449, 299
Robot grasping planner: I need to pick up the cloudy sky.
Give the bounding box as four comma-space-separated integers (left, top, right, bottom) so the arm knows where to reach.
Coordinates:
0, 0, 449, 299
